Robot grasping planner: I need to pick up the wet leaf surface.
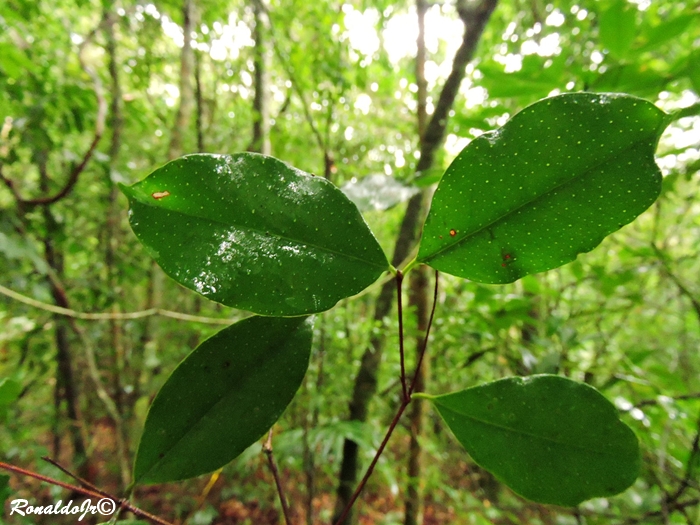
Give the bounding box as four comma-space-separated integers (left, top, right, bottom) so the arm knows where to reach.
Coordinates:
133, 316, 313, 484
427, 375, 641, 506
418, 93, 667, 283
122, 153, 388, 316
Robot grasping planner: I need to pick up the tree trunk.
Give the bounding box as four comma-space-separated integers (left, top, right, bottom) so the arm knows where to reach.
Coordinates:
102, 2, 132, 489
248, 0, 271, 156
167, 0, 195, 160
40, 163, 90, 479
404, 3, 430, 523
332, 2, 499, 523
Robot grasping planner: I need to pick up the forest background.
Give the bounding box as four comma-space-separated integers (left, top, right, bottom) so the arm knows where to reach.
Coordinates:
1, 0, 700, 524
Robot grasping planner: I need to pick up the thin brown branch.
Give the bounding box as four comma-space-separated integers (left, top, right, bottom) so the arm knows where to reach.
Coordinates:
334, 270, 439, 525
636, 393, 700, 408
334, 399, 412, 525
41, 456, 108, 497
2, 21, 107, 206
397, 271, 409, 401
263, 430, 293, 525
0, 461, 173, 525
409, 270, 439, 397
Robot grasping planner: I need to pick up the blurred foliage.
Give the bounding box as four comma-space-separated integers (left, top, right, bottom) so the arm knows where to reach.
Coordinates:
0, 0, 699, 523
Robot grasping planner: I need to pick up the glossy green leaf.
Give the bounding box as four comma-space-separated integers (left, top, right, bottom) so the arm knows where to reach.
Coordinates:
121, 153, 388, 316
418, 93, 666, 283
133, 315, 313, 485
425, 375, 640, 506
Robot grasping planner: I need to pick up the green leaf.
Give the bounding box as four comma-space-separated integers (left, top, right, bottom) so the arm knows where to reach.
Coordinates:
599, 0, 637, 59
133, 315, 313, 485
591, 63, 670, 98
0, 378, 22, 406
425, 375, 640, 506
478, 55, 568, 101
636, 13, 698, 53
121, 153, 388, 316
417, 93, 666, 283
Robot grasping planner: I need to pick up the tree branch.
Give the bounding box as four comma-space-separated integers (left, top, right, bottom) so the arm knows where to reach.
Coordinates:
1, 21, 107, 206
0, 283, 235, 325
0, 461, 173, 525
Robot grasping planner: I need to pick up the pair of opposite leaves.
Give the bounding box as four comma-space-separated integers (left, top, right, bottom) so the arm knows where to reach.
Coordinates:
123, 93, 667, 506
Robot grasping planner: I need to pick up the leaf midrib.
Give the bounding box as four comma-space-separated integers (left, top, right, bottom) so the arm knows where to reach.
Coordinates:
138, 324, 308, 482
131, 195, 389, 271
438, 402, 631, 458
420, 130, 657, 263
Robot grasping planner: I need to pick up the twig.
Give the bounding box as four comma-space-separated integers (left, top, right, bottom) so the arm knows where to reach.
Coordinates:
334, 268, 440, 525
636, 393, 700, 408
0, 461, 173, 525
0, 20, 107, 206
263, 429, 292, 525
396, 271, 408, 401
41, 456, 108, 497
409, 270, 438, 396
0, 283, 235, 325
333, 398, 411, 525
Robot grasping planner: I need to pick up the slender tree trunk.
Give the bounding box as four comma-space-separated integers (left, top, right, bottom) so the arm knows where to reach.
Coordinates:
404, 3, 431, 523
40, 163, 90, 479
332, 2, 499, 523
249, 0, 271, 155
102, 2, 132, 488
195, 49, 206, 153
168, 0, 195, 160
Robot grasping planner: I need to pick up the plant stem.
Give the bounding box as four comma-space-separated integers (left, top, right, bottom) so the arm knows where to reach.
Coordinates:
396, 271, 408, 401
41, 456, 108, 497
409, 271, 438, 396
0, 461, 172, 525
263, 429, 293, 525
333, 270, 439, 525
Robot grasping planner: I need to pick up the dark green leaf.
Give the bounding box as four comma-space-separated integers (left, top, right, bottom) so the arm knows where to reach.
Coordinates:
133, 315, 313, 484
417, 93, 666, 283
425, 375, 640, 506
599, 0, 637, 59
121, 153, 388, 316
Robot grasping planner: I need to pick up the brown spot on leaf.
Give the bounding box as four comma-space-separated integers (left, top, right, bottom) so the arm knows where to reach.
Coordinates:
449, 229, 456, 237
152, 191, 170, 199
